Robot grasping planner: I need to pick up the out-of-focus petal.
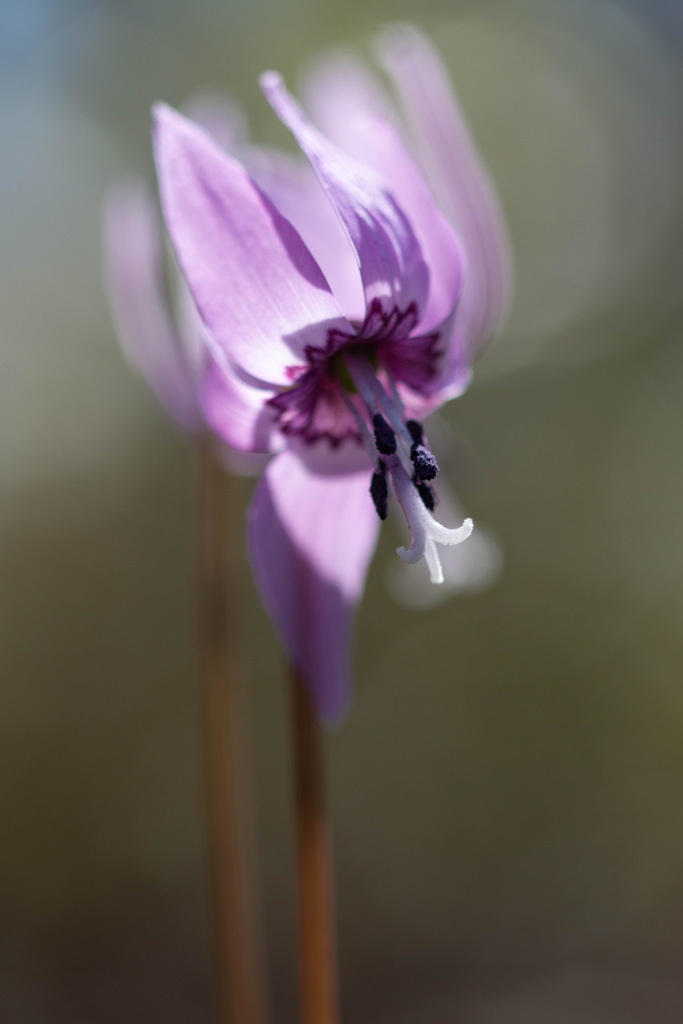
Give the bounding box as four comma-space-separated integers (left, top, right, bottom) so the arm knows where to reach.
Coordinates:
302, 57, 464, 336
301, 51, 394, 142
248, 148, 365, 322
172, 266, 207, 385
261, 72, 430, 323
103, 181, 203, 433
152, 103, 350, 385
200, 354, 279, 454
377, 24, 513, 355
247, 447, 379, 722
182, 92, 250, 152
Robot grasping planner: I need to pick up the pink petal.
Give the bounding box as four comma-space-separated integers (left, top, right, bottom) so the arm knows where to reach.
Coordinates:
377, 25, 513, 355
302, 56, 464, 334
152, 104, 350, 386
261, 72, 430, 325
103, 181, 203, 433
182, 92, 250, 151
200, 354, 279, 454
380, 312, 470, 401
186, 94, 356, 315
248, 148, 365, 323
301, 51, 394, 141
248, 447, 379, 722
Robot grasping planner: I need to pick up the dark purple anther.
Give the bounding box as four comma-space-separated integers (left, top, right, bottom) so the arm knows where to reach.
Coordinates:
370, 459, 389, 519
406, 419, 424, 446
411, 443, 438, 481
415, 480, 435, 511
373, 413, 397, 456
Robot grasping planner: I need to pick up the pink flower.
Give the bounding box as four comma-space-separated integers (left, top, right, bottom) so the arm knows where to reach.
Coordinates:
145, 28, 510, 722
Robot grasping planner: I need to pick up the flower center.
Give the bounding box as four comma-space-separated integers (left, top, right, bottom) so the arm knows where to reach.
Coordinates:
266, 308, 472, 584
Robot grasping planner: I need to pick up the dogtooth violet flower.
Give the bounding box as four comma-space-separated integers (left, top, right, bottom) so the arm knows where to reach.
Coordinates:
148, 30, 510, 723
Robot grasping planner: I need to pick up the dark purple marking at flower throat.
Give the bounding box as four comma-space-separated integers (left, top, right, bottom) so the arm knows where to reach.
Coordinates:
267, 299, 440, 448
267, 298, 444, 521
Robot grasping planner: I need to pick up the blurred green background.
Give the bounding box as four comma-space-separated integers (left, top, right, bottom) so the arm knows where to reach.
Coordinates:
2, 0, 683, 1020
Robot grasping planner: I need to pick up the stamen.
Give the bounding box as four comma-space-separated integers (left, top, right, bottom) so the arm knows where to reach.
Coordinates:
344, 353, 414, 478
385, 370, 407, 418
404, 419, 438, 480
345, 352, 413, 447
370, 460, 388, 520
339, 388, 378, 464
388, 456, 472, 584
406, 420, 423, 445
373, 413, 396, 455
411, 443, 438, 481
343, 353, 381, 417
371, 378, 413, 448
415, 480, 435, 511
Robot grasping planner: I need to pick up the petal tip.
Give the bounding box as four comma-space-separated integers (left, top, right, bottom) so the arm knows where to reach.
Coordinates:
313, 683, 352, 727
259, 69, 284, 96
151, 102, 189, 154
260, 71, 300, 131
374, 22, 423, 66
151, 100, 176, 127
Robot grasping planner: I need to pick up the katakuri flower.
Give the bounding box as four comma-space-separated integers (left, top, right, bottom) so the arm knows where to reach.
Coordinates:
151, 29, 511, 721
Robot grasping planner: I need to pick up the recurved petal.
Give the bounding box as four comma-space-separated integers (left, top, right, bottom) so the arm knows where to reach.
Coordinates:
334, 115, 465, 337
200, 354, 279, 454
152, 103, 350, 386
261, 72, 430, 324
377, 24, 513, 355
248, 447, 380, 722
103, 181, 202, 434
303, 56, 464, 335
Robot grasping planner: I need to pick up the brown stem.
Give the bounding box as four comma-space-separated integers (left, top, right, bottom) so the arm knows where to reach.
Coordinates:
200, 437, 269, 1024
290, 668, 339, 1024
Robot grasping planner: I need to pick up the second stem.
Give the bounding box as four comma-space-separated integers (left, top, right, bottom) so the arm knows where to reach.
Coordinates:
290, 669, 339, 1024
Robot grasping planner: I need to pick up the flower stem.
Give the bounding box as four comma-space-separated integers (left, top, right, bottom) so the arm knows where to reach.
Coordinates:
290, 668, 339, 1024
199, 437, 269, 1024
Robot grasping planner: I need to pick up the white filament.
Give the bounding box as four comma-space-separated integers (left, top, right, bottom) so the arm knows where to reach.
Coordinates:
344, 352, 414, 476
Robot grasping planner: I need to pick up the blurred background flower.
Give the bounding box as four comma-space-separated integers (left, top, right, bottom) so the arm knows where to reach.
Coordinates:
2, 0, 683, 1021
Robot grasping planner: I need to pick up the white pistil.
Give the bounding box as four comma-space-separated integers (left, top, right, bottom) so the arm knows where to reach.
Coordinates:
339, 388, 378, 463
351, 356, 414, 450
389, 457, 473, 584
385, 369, 407, 418
343, 351, 380, 416
424, 539, 444, 586
344, 352, 414, 476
